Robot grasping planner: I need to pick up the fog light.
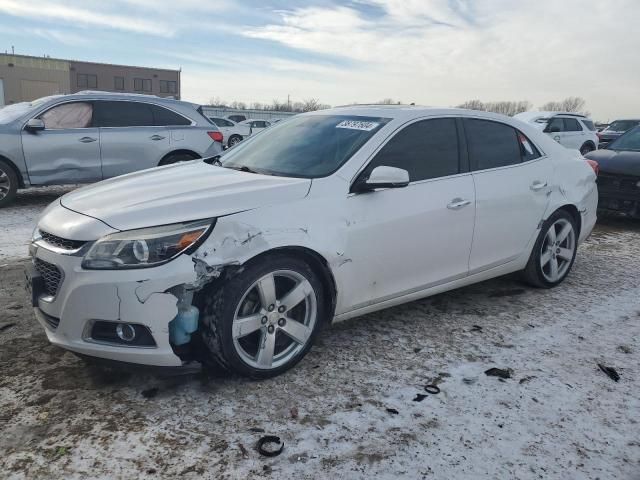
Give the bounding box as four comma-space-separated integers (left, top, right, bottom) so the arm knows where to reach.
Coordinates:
116, 323, 136, 342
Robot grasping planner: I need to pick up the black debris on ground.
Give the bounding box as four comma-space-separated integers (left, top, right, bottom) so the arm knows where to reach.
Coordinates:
141, 387, 159, 399
413, 394, 428, 402
597, 363, 620, 382
256, 436, 284, 457
485, 368, 513, 379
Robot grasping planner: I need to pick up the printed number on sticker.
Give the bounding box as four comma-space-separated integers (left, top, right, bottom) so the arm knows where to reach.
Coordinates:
336, 120, 380, 131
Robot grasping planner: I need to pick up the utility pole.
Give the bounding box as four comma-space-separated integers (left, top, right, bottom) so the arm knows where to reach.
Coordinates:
287, 94, 290, 111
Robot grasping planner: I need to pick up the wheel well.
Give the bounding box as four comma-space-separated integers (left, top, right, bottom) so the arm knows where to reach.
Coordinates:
0, 155, 25, 188
242, 247, 338, 323
582, 140, 596, 149
158, 149, 200, 166
557, 204, 581, 236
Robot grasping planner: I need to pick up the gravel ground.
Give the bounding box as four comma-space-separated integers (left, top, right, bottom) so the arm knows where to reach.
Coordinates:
0, 188, 639, 479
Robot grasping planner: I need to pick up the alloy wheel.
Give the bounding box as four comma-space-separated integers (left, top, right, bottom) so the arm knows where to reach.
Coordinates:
0, 168, 10, 201
232, 270, 317, 370
540, 218, 576, 283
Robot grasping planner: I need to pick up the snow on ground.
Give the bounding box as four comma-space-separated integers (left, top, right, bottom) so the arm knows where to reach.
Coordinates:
0, 186, 77, 262
0, 192, 639, 479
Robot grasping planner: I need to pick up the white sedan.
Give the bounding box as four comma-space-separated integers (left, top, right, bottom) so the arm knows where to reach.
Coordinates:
207, 116, 251, 147
238, 118, 271, 136
28, 106, 598, 377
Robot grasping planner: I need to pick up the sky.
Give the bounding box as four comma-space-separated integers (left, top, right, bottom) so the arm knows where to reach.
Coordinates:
0, 0, 639, 121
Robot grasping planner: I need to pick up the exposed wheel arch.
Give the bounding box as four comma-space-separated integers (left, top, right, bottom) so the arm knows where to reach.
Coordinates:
555, 204, 581, 238
0, 155, 25, 188
158, 150, 201, 166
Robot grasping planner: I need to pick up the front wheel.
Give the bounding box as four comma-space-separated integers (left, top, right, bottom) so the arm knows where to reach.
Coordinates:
199, 255, 325, 378
521, 210, 578, 288
0, 160, 18, 208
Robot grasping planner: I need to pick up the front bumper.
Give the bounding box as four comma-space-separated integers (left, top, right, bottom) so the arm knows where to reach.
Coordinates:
29, 244, 199, 366
597, 173, 640, 218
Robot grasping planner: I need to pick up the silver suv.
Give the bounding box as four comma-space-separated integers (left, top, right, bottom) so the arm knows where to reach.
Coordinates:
0, 91, 223, 207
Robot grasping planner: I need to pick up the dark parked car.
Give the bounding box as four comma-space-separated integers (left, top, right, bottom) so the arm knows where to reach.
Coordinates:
586, 126, 640, 217
597, 119, 640, 148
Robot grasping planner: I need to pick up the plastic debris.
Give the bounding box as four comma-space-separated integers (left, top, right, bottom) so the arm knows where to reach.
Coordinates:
386, 408, 399, 415
597, 363, 620, 382
413, 394, 428, 402
256, 436, 284, 457
485, 368, 513, 379
424, 385, 441, 394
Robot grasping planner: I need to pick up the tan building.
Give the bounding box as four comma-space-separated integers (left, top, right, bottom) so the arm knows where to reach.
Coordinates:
0, 53, 180, 106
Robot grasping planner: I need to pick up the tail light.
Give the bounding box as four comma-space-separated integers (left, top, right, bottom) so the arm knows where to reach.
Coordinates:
207, 131, 223, 143
586, 159, 599, 176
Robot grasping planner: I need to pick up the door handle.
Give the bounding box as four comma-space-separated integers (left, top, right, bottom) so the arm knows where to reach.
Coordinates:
150, 135, 166, 141
79, 136, 97, 143
530, 181, 548, 192
447, 198, 471, 210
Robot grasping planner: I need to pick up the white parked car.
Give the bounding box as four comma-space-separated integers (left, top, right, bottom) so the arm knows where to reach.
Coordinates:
28, 107, 598, 378
239, 118, 271, 135
514, 111, 598, 155
207, 116, 251, 147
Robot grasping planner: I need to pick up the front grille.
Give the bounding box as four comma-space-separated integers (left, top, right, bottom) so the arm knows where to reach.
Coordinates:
34, 258, 63, 297
39, 230, 86, 251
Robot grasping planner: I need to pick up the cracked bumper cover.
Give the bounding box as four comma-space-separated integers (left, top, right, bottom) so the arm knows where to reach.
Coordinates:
32, 247, 199, 367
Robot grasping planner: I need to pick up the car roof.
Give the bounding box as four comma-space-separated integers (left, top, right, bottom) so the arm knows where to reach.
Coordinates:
306, 105, 524, 123
62, 90, 199, 108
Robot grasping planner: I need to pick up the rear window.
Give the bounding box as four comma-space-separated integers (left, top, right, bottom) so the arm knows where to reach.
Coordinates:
563, 118, 582, 132
581, 119, 596, 131
93, 101, 153, 127
465, 119, 522, 170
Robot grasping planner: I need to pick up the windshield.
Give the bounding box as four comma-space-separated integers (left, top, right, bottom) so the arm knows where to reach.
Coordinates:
605, 120, 640, 133
608, 126, 640, 151
219, 114, 391, 178
0, 95, 60, 125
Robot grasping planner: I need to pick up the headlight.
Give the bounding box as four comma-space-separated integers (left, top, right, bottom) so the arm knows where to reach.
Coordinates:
82, 219, 213, 270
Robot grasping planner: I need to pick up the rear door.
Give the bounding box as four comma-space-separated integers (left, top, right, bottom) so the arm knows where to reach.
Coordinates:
466, 118, 552, 272
560, 118, 585, 149
93, 101, 170, 178
21, 101, 102, 184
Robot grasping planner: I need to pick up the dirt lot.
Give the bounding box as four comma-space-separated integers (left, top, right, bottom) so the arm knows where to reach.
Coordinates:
0, 189, 639, 479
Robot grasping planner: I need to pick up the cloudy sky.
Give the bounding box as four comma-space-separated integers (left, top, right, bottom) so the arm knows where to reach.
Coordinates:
0, 0, 638, 120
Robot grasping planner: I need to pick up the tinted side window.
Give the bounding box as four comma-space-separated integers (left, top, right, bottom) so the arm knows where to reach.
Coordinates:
93, 101, 153, 127
366, 118, 459, 182
517, 131, 541, 162
150, 105, 190, 126
465, 119, 521, 170
563, 118, 582, 131
546, 118, 564, 132
582, 119, 596, 131
40, 102, 93, 129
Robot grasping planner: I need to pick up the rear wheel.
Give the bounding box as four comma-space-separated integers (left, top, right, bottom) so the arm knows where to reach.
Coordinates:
200, 255, 325, 378
522, 210, 578, 288
159, 151, 200, 166
228, 135, 242, 147
580, 143, 595, 155
0, 160, 18, 208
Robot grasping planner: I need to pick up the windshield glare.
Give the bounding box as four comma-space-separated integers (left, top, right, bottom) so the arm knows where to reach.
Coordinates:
220, 114, 391, 178
608, 126, 640, 151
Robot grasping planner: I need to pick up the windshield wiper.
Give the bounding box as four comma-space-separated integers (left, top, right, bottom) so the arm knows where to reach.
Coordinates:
228, 165, 260, 174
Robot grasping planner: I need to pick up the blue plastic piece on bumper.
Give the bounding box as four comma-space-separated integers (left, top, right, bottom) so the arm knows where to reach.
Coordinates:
169, 305, 199, 346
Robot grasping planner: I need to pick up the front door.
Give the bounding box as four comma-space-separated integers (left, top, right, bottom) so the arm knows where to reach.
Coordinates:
342, 117, 475, 310
21, 101, 102, 185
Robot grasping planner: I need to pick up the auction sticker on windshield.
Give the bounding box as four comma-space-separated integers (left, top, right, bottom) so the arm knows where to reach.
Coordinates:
336, 120, 380, 131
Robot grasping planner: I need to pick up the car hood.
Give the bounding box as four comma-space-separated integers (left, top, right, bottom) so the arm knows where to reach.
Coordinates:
60, 161, 311, 231
585, 149, 640, 176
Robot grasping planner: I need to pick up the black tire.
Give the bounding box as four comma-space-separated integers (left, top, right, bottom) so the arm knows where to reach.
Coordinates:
0, 159, 18, 208
521, 209, 579, 288
199, 254, 326, 378
580, 143, 595, 155
158, 152, 200, 166
228, 135, 242, 147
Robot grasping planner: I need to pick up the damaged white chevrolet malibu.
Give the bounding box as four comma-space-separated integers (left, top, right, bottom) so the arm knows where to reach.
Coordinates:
27, 106, 598, 377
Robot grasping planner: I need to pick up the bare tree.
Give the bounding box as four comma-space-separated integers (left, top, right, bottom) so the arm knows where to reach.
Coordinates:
378, 98, 402, 105
457, 100, 532, 116
540, 97, 588, 115
208, 96, 228, 107
229, 101, 247, 110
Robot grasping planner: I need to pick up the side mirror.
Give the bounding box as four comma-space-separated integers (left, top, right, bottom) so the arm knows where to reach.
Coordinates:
25, 118, 45, 132
352, 166, 410, 193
